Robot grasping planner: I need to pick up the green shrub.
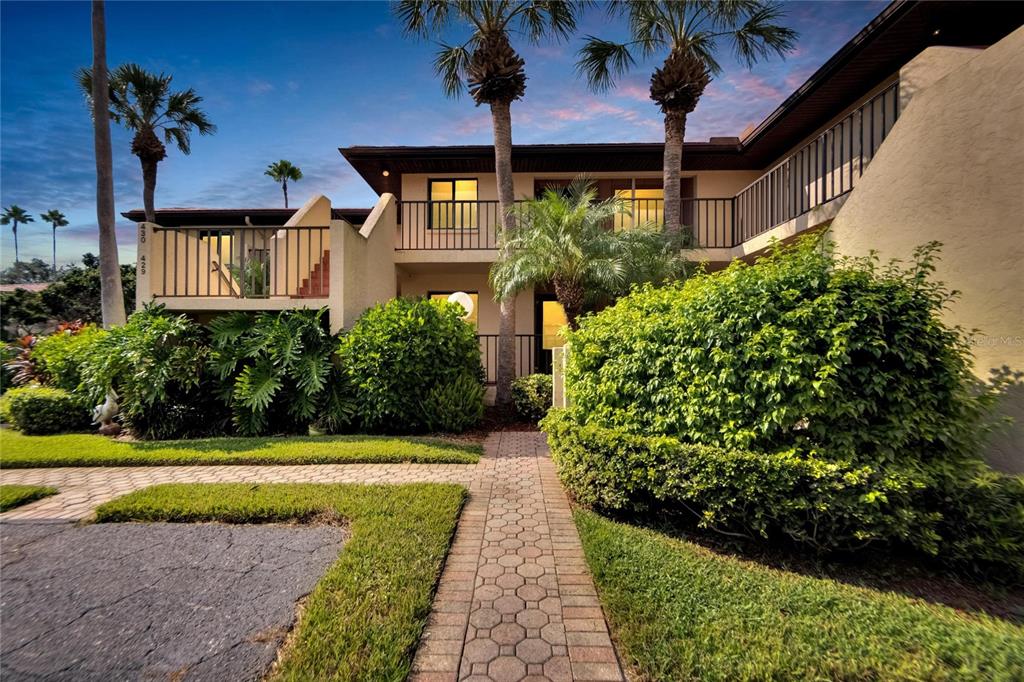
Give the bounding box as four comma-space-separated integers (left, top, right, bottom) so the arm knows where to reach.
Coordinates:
337, 297, 482, 433
209, 308, 337, 436
31, 324, 106, 393
544, 412, 1024, 580
423, 371, 485, 433
80, 304, 226, 440
2, 386, 91, 434
565, 238, 1001, 464
511, 373, 552, 421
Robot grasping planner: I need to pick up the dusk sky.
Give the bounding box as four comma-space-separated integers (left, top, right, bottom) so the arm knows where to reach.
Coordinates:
1, 0, 885, 268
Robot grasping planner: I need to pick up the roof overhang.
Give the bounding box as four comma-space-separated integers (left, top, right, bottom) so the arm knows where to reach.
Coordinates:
121, 207, 372, 227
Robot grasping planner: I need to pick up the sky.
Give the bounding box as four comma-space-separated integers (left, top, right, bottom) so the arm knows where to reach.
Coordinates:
0, 0, 885, 268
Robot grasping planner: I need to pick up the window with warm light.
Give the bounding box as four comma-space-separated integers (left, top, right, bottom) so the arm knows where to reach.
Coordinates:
428, 291, 479, 327
429, 179, 478, 229
541, 300, 568, 349
614, 187, 664, 230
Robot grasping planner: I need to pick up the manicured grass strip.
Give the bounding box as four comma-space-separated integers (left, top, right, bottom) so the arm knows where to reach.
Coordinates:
0, 484, 58, 511
575, 509, 1024, 682
96, 482, 465, 681
0, 431, 480, 468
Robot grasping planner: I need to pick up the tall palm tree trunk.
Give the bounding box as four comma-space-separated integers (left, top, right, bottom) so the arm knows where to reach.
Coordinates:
492, 100, 517, 407
52, 227, 57, 276
91, 0, 126, 327
663, 110, 686, 234
141, 158, 158, 224
12, 224, 18, 263
283, 180, 289, 209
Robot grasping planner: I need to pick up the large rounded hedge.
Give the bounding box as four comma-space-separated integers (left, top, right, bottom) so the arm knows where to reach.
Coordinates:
337, 297, 483, 433
565, 238, 997, 465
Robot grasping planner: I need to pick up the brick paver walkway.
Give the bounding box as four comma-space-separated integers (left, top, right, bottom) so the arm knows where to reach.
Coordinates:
0, 432, 624, 681
410, 432, 623, 682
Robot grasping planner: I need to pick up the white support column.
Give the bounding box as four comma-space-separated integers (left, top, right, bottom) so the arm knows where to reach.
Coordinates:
552, 344, 569, 409
328, 219, 345, 334
135, 222, 154, 312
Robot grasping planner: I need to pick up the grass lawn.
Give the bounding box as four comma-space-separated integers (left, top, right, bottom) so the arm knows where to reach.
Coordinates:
0, 484, 58, 511
575, 509, 1024, 682
0, 431, 481, 468
96, 482, 465, 681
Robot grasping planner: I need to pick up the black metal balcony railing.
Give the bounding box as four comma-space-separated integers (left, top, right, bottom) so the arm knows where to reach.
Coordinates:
477, 334, 540, 385
151, 225, 329, 299
397, 81, 900, 252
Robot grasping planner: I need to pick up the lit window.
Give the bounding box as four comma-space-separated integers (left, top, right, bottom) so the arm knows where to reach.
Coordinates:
614, 188, 664, 230
541, 300, 568, 349
429, 179, 478, 229
429, 291, 479, 327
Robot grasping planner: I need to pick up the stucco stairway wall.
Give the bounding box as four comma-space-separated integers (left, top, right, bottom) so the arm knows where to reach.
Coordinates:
829, 28, 1024, 472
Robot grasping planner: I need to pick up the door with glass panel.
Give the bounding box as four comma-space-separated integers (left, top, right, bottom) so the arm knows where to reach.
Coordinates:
428, 179, 478, 230
534, 294, 568, 374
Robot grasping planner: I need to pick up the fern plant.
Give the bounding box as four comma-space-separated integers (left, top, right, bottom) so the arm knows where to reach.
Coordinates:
208, 307, 336, 435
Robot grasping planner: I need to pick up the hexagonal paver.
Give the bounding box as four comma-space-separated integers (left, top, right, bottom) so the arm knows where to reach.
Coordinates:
497, 554, 524, 568
489, 655, 526, 681
463, 638, 500, 664
539, 596, 562, 614
515, 609, 549, 629
469, 607, 501, 629
491, 622, 526, 645
493, 595, 525, 614
516, 562, 546, 579
516, 584, 546, 602
516, 638, 553, 664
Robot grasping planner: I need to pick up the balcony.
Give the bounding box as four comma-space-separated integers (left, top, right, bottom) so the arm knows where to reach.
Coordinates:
145, 224, 330, 302
396, 81, 900, 253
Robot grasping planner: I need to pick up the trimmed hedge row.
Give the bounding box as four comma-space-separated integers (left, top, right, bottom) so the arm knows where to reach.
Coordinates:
1, 386, 91, 435
542, 410, 1024, 579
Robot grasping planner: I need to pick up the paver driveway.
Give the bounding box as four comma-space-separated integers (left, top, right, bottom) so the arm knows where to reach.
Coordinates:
0, 521, 343, 681
0, 432, 624, 681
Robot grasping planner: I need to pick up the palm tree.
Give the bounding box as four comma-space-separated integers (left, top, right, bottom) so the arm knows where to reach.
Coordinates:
78, 63, 216, 224
264, 160, 303, 208
40, 210, 69, 275
88, 0, 126, 327
577, 1, 796, 233
490, 178, 688, 330
1, 205, 34, 264
396, 0, 581, 406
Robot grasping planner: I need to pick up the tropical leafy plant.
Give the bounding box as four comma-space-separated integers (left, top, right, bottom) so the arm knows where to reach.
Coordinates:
577, 1, 796, 233
395, 0, 582, 406
209, 308, 336, 435
423, 371, 485, 433
78, 62, 216, 224
80, 304, 224, 439
337, 297, 483, 433
27, 322, 105, 393
264, 160, 303, 208
489, 178, 689, 329
1, 205, 34, 263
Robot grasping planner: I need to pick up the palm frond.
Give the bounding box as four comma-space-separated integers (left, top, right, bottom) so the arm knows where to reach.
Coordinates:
576, 37, 636, 92
730, 2, 797, 67
434, 43, 472, 98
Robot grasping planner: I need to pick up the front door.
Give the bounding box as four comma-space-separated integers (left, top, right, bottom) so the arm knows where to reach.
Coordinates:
534, 294, 568, 374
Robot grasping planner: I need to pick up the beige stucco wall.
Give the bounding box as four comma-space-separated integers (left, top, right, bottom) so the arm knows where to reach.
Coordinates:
829, 27, 1024, 472
396, 267, 534, 336
331, 193, 398, 332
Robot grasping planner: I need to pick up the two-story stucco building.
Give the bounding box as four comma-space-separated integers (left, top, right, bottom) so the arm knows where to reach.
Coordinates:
127, 1, 1024, 467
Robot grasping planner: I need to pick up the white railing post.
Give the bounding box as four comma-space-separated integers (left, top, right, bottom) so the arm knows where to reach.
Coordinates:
552, 344, 569, 409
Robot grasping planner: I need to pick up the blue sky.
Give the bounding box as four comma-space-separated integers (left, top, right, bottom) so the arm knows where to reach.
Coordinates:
0, 0, 884, 268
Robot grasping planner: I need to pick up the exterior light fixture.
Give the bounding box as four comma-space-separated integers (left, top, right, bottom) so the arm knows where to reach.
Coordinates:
382, 170, 390, 177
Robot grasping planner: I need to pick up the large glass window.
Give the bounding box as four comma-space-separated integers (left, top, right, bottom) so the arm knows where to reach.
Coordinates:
614, 187, 665, 230
429, 179, 478, 229
429, 291, 479, 327
541, 300, 568, 349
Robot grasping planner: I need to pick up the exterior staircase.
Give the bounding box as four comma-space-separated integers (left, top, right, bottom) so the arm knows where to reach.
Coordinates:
294, 249, 330, 298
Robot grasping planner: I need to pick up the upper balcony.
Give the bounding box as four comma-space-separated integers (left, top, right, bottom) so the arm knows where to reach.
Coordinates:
395, 80, 900, 259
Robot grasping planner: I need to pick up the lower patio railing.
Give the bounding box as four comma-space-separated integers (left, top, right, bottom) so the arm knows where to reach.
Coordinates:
151, 225, 330, 298
477, 334, 541, 385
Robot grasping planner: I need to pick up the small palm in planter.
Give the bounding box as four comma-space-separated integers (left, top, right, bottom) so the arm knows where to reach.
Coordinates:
489, 178, 689, 330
